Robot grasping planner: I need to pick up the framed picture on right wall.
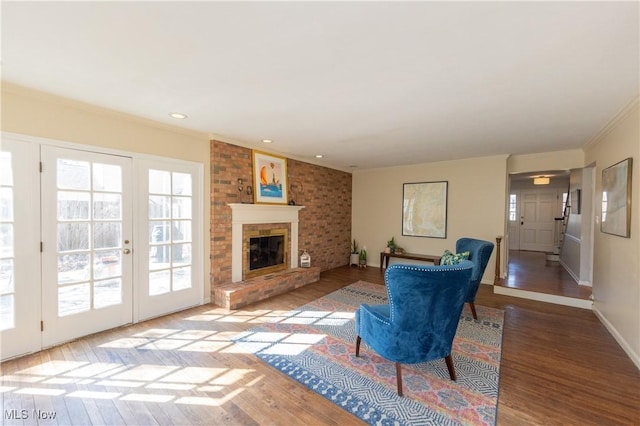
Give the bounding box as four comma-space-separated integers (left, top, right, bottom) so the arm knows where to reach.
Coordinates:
601, 157, 633, 238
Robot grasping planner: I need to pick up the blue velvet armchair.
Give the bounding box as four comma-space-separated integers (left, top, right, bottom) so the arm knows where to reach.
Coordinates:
456, 238, 494, 320
354, 262, 473, 396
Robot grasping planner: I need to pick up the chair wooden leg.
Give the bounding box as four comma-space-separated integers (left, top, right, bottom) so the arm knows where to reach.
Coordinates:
355, 336, 361, 357
445, 354, 456, 381
395, 363, 403, 396
469, 302, 478, 320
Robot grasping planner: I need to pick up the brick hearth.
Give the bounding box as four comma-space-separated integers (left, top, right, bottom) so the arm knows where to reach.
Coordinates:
213, 266, 320, 309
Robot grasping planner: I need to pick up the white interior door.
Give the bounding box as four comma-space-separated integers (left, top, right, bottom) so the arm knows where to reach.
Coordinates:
0, 139, 41, 360
137, 159, 203, 321
41, 146, 133, 347
519, 189, 557, 252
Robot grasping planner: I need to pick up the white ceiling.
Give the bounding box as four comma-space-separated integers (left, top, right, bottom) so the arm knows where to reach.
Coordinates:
2, 1, 638, 171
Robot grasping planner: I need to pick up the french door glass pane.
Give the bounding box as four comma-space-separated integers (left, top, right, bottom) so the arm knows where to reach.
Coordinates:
172, 197, 192, 219
0, 294, 14, 330
94, 250, 122, 279
57, 159, 90, 190
93, 163, 121, 192
173, 221, 191, 243
0, 188, 13, 221
172, 173, 192, 196
147, 169, 194, 295
0, 259, 14, 293
94, 222, 121, 249
0, 224, 14, 257
149, 196, 171, 219
172, 243, 191, 267
0, 153, 12, 185
58, 191, 90, 220
150, 221, 171, 244
149, 170, 171, 194
0, 152, 14, 332
94, 279, 122, 309
58, 253, 90, 284
93, 193, 121, 220
58, 223, 90, 251
58, 283, 90, 316
149, 270, 170, 295
173, 267, 191, 291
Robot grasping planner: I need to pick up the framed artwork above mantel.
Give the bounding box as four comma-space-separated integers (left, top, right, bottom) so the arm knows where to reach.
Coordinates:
252, 150, 288, 205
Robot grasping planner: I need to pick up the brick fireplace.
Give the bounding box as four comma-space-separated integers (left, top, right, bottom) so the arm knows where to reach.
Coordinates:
212, 203, 320, 309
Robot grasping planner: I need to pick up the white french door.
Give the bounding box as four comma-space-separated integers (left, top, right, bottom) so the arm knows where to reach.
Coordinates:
41, 146, 133, 346
0, 140, 41, 360
136, 159, 202, 321
1, 134, 203, 361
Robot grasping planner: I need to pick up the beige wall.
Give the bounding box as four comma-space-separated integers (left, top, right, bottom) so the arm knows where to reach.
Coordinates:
507, 149, 585, 174
1, 83, 212, 300
585, 99, 639, 368
352, 155, 508, 284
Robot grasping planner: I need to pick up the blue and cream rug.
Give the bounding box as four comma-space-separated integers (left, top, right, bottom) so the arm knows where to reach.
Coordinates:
232, 280, 504, 425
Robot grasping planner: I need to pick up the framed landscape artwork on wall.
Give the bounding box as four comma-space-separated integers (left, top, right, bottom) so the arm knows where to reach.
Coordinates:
601, 157, 632, 238
402, 181, 448, 238
252, 150, 288, 204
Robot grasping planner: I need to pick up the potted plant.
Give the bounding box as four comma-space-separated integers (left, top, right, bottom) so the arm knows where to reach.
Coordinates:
350, 239, 360, 267
359, 248, 367, 268
387, 237, 396, 254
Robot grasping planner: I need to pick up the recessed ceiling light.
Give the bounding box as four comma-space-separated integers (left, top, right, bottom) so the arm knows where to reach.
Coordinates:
315, 154, 324, 158
169, 112, 188, 119
262, 139, 273, 144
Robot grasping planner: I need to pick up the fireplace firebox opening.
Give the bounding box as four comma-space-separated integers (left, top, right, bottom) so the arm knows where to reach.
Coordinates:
245, 227, 288, 279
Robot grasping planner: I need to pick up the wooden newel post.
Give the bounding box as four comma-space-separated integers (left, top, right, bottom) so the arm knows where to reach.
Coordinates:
494, 236, 502, 285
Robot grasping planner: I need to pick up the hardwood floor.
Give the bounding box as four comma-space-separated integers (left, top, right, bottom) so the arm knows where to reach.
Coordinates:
502, 250, 593, 300
2, 266, 638, 425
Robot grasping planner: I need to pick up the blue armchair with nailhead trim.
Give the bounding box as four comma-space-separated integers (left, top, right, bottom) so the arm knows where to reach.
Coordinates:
354, 261, 473, 396
456, 238, 494, 320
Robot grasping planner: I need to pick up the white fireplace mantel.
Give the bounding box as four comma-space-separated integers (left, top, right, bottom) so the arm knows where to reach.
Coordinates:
228, 203, 305, 282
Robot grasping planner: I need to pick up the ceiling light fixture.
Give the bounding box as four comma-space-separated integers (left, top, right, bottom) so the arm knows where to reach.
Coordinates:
262, 139, 273, 144
533, 176, 550, 185
315, 154, 324, 158
169, 112, 188, 119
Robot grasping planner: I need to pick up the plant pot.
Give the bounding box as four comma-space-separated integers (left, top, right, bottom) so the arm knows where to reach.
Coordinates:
350, 253, 360, 267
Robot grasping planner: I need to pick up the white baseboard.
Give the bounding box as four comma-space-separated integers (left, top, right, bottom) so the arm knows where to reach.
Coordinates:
493, 285, 593, 309
593, 305, 640, 371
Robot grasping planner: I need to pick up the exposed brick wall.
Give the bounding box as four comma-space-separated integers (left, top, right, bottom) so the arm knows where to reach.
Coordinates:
288, 158, 352, 270
210, 140, 352, 296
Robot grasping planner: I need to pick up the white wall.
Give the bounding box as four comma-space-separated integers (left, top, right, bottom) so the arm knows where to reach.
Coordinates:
585, 98, 640, 369
561, 169, 584, 283
1, 83, 212, 300
352, 155, 507, 284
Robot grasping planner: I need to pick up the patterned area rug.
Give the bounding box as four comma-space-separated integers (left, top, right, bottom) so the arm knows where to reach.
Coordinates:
232, 281, 504, 426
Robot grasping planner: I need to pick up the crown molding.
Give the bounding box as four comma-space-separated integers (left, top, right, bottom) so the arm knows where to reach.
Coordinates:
584, 95, 640, 150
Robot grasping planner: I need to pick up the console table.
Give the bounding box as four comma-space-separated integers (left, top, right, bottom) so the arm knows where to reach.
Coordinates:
380, 252, 441, 271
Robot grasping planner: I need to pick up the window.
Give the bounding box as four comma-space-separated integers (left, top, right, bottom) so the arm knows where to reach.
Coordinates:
509, 194, 517, 221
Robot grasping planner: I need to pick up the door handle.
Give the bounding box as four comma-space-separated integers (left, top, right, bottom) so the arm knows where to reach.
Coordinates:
123, 248, 131, 254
